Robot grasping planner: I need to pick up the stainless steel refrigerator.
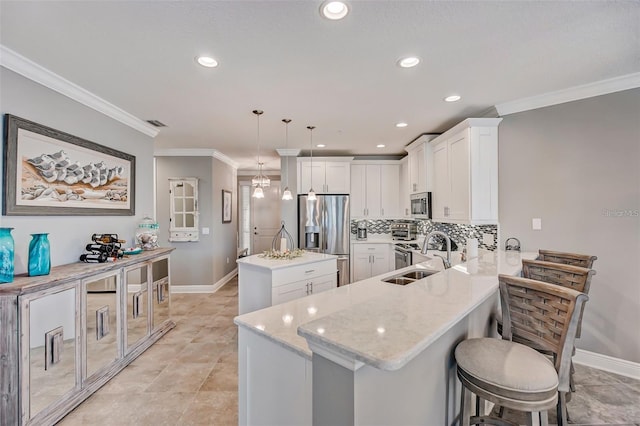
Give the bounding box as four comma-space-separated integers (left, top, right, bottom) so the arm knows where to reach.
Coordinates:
298, 194, 350, 286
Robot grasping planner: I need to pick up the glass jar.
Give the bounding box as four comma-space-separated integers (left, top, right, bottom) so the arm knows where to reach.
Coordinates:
135, 216, 159, 250
28, 233, 51, 276
0, 227, 14, 283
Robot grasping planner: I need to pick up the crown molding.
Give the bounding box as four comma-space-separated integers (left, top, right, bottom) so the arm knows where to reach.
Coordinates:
495, 72, 640, 116
154, 148, 239, 169
0, 45, 159, 138
276, 148, 302, 157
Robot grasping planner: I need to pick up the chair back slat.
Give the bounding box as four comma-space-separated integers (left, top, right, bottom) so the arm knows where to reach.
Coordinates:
538, 249, 597, 269
522, 259, 595, 338
498, 274, 588, 392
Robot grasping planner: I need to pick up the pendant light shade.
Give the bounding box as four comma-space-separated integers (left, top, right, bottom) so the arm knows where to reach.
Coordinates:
307, 125, 316, 201
251, 110, 267, 198
281, 118, 293, 201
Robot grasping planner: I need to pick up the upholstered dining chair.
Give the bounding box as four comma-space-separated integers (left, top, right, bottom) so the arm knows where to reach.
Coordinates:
455, 275, 588, 426
537, 249, 597, 269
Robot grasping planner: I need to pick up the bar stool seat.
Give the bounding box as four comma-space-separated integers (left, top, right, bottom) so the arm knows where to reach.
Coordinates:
456, 338, 558, 420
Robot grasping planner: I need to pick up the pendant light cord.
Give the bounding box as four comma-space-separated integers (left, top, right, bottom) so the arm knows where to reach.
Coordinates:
307, 125, 315, 188
253, 109, 264, 184
283, 119, 291, 188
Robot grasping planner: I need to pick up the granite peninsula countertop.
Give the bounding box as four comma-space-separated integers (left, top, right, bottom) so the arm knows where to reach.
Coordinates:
234, 250, 536, 367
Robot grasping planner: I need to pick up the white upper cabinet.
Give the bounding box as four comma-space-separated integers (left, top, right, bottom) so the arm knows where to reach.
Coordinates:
430, 118, 502, 225
350, 163, 399, 218
298, 158, 352, 194
399, 157, 411, 218
404, 134, 438, 194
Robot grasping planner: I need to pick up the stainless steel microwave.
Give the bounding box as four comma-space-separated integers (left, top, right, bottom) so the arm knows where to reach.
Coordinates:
410, 192, 432, 219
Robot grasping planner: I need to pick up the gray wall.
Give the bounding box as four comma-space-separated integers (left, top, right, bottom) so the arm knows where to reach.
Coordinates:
498, 88, 640, 363
0, 68, 155, 272
155, 155, 237, 286
280, 155, 299, 246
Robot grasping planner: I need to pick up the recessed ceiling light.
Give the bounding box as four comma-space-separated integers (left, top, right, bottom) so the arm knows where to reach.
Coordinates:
396, 122, 408, 128
444, 95, 461, 102
376, 144, 385, 148
316, 144, 326, 148
196, 56, 218, 68
321, 1, 349, 20
398, 57, 420, 68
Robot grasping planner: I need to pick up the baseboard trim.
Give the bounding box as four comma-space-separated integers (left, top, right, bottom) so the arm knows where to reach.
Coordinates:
170, 268, 237, 294
573, 348, 640, 380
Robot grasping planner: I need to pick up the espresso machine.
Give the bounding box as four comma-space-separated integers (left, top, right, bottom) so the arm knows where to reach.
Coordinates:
356, 220, 367, 240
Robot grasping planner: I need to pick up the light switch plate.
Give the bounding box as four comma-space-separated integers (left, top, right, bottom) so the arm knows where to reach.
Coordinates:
532, 218, 542, 230
202, 227, 210, 235
482, 233, 494, 246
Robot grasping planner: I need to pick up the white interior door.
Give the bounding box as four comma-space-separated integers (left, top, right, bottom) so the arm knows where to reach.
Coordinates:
251, 181, 281, 254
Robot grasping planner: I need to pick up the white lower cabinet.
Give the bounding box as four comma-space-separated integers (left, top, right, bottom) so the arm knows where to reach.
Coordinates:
238, 255, 338, 314
272, 273, 335, 305
352, 243, 392, 282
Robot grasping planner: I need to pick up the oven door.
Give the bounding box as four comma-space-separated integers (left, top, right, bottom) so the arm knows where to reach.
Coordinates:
394, 249, 411, 270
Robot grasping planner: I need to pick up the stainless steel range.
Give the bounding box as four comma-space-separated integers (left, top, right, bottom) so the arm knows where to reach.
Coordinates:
394, 242, 421, 269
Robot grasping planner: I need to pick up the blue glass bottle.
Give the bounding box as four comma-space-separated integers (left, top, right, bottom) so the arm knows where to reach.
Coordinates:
28, 233, 50, 277
0, 228, 15, 283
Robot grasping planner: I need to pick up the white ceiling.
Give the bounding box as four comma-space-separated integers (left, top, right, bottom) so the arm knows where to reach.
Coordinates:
1, 1, 638, 171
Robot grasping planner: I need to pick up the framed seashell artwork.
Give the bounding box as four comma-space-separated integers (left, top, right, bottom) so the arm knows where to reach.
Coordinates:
2, 114, 135, 215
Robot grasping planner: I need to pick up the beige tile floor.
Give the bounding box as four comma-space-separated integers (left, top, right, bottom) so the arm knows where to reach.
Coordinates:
59, 276, 640, 425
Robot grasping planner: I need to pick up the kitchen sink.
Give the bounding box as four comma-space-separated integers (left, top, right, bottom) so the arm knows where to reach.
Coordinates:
401, 270, 438, 280
381, 277, 416, 285
381, 268, 440, 285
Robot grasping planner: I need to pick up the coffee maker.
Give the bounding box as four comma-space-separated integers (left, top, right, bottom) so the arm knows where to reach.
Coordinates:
356, 220, 368, 241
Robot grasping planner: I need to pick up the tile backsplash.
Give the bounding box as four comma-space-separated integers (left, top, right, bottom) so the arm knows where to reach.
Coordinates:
350, 219, 498, 251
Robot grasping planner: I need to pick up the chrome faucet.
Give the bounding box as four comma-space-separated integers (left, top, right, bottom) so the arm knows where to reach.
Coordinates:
421, 231, 452, 269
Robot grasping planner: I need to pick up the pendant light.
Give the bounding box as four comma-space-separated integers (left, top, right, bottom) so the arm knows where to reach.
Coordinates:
307, 126, 316, 201
281, 118, 293, 201
252, 110, 266, 198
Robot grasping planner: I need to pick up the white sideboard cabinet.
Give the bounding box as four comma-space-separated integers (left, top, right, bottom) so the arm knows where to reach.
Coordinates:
0, 248, 174, 426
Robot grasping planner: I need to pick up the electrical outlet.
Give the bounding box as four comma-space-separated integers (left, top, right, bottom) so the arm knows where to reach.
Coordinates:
202, 227, 210, 235
226, 257, 230, 264
482, 233, 494, 246
532, 218, 542, 231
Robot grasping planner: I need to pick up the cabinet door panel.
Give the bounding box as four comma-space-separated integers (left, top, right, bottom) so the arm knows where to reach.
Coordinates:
125, 265, 149, 351
298, 162, 325, 194
371, 253, 390, 277
432, 141, 449, 221
26, 286, 78, 420
325, 162, 350, 193
85, 274, 119, 379
353, 253, 372, 281
380, 165, 399, 217
152, 258, 171, 331
350, 164, 367, 217
448, 131, 470, 221
365, 165, 382, 217
272, 280, 309, 305
309, 274, 336, 295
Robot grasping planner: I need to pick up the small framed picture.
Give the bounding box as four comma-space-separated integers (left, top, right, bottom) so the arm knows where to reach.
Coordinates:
222, 189, 232, 223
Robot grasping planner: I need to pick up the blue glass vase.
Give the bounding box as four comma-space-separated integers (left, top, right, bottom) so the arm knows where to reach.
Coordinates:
28, 233, 50, 277
0, 228, 15, 283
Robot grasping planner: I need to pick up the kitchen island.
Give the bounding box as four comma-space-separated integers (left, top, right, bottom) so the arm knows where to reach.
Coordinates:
236, 251, 338, 314
234, 250, 535, 425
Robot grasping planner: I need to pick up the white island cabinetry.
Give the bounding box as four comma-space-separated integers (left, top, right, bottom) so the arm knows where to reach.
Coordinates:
237, 252, 338, 314
235, 250, 537, 426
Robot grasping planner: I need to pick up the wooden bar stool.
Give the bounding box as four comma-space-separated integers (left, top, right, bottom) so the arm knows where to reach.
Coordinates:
537, 249, 597, 269
455, 275, 588, 426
